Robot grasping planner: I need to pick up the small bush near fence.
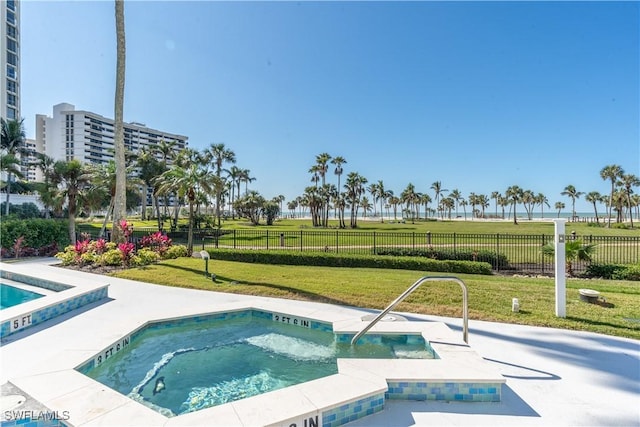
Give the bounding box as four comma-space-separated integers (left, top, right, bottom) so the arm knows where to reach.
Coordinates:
374, 248, 509, 269
205, 249, 493, 275
585, 263, 640, 281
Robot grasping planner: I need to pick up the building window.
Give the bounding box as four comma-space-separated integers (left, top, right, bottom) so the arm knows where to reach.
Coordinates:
7, 0, 15, 11
6, 65, 15, 79
6, 107, 16, 120
7, 38, 17, 53
7, 24, 16, 39
6, 79, 16, 93
7, 52, 17, 66
7, 10, 16, 25
7, 94, 16, 106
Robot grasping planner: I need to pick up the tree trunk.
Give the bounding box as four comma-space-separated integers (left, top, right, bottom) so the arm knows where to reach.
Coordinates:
111, 0, 127, 243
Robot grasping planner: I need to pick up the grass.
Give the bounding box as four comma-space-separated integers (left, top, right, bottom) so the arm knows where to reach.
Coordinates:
111, 258, 640, 340
78, 216, 637, 236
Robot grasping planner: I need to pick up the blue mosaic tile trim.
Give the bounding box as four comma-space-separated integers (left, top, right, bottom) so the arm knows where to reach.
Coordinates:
0, 417, 68, 427
386, 382, 501, 402
322, 393, 385, 427
143, 309, 250, 331
1, 287, 108, 339
0, 271, 71, 292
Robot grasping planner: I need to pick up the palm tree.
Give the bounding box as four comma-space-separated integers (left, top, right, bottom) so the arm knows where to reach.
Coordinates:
331, 156, 346, 191
561, 185, 584, 221
430, 181, 448, 219
111, 0, 127, 243
618, 173, 639, 227
491, 191, 500, 218
477, 194, 489, 219
376, 181, 386, 222
360, 196, 372, 218
206, 143, 236, 227
344, 172, 367, 228
400, 183, 419, 223
521, 190, 535, 220
156, 162, 216, 255
227, 165, 242, 219
53, 159, 92, 243
585, 191, 602, 224
468, 192, 477, 219
555, 201, 565, 218
420, 193, 432, 220
1, 118, 26, 215
459, 199, 468, 220
600, 164, 624, 228
542, 240, 596, 277
536, 193, 550, 219
388, 195, 400, 221
450, 189, 462, 218
506, 185, 523, 225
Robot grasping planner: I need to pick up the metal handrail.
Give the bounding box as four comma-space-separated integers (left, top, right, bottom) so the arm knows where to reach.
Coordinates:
351, 276, 469, 345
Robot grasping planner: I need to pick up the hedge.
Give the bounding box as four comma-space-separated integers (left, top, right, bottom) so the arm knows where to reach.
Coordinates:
0, 219, 70, 253
585, 263, 640, 281
205, 249, 493, 275
374, 247, 509, 268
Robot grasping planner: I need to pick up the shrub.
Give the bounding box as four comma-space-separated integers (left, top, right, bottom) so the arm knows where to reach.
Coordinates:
585, 263, 640, 281
134, 248, 161, 266
101, 249, 124, 266
163, 244, 188, 259
374, 247, 509, 268
1, 218, 69, 253
204, 249, 493, 275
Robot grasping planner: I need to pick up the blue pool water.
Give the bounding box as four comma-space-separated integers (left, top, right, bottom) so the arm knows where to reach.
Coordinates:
84, 312, 436, 416
0, 284, 44, 310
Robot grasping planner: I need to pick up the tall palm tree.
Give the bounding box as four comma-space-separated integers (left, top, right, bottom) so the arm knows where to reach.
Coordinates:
555, 201, 565, 218
1, 118, 26, 215
400, 183, 419, 223
430, 181, 448, 219
536, 193, 549, 219
491, 191, 500, 219
477, 194, 489, 219
600, 164, 624, 228
585, 191, 602, 224
376, 180, 386, 222
450, 189, 462, 218
206, 143, 236, 227
420, 193, 432, 220
331, 156, 346, 191
156, 162, 216, 255
618, 173, 639, 227
112, 0, 127, 243
506, 185, 523, 225
227, 165, 242, 219
156, 139, 176, 216
344, 172, 367, 228
521, 190, 535, 220
561, 185, 584, 221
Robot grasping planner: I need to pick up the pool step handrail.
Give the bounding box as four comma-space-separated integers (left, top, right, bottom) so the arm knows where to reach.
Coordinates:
350, 276, 469, 346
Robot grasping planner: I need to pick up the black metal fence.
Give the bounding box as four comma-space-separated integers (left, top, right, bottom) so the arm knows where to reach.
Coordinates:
85, 227, 640, 275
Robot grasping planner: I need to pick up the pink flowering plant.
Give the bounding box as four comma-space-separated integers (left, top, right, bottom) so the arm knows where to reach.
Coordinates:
56, 223, 186, 268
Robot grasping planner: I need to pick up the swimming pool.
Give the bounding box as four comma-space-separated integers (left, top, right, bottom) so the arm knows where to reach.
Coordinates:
83, 310, 437, 417
0, 284, 44, 310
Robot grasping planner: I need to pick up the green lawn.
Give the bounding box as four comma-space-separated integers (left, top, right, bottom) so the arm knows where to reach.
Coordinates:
112, 258, 640, 340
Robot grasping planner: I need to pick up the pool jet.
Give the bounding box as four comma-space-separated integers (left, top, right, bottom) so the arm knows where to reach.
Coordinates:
153, 377, 166, 395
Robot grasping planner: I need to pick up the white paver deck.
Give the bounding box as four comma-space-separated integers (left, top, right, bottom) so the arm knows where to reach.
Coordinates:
1, 259, 639, 426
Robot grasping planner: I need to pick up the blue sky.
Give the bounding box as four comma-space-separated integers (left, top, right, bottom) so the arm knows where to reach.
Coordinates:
21, 1, 639, 213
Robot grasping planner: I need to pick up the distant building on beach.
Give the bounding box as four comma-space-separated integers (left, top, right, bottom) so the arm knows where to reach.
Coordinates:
33, 103, 188, 179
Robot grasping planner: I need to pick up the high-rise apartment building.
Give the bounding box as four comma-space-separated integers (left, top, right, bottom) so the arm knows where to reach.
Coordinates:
1, 0, 20, 120
35, 103, 188, 169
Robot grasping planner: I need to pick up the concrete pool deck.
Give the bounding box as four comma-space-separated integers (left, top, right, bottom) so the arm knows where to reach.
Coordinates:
1, 258, 639, 426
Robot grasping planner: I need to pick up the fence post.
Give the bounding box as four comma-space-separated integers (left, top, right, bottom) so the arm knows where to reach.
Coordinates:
266, 229, 269, 250
496, 233, 500, 272
233, 229, 236, 249
336, 230, 339, 253
300, 230, 303, 252
541, 234, 546, 273
426, 231, 431, 245
412, 232, 415, 250
453, 232, 456, 255
373, 231, 376, 254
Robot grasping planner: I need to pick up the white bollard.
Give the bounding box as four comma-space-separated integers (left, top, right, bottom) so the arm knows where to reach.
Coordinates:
512, 298, 520, 313
553, 219, 567, 318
